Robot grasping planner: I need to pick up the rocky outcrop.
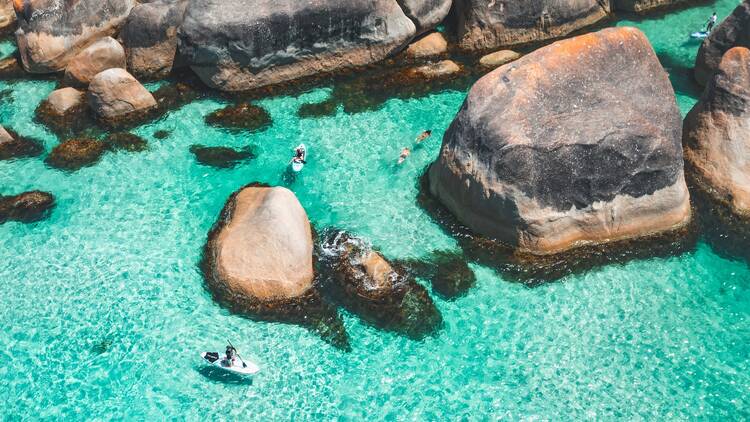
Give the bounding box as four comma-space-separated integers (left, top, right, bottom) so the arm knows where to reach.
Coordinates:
121, 0, 188, 80
105, 132, 148, 152
320, 231, 442, 339
399, 0, 452, 33
204, 103, 271, 132
63, 37, 126, 87
613, 0, 689, 13
189, 144, 255, 168
452, 0, 611, 52
0, 126, 43, 160
35, 87, 87, 134
0, 191, 55, 224
87, 68, 157, 125
684, 47, 750, 217
695, 1, 750, 86
0, 0, 15, 35
13, 0, 134, 73
427, 27, 690, 255
479, 49, 521, 69
178, 0, 417, 91
405, 59, 461, 80
45, 138, 108, 170
405, 32, 448, 60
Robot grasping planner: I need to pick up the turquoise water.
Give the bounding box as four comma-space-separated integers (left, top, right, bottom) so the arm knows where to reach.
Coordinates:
1, 1, 749, 419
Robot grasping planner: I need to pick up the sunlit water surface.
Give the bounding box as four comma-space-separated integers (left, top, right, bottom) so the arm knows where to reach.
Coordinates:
1, 1, 749, 419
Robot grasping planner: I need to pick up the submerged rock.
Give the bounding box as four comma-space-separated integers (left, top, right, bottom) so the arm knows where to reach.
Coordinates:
121, 0, 189, 80
45, 138, 108, 170
153, 130, 171, 139
13, 0, 134, 73
35, 87, 88, 135
87, 68, 157, 126
189, 144, 255, 168
204, 103, 271, 132
452, 0, 611, 52
0, 126, 43, 160
685, 47, 750, 218
105, 133, 148, 152
479, 50, 521, 69
320, 231, 442, 339
401, 250, 476, 299
695, 1, 750, 86
298, 99, 337, 119
63, 37, 126, 88
405, 32, 448, 60
0, 191, 55, 224
178, 0, 417, 91
427, 27, 690, 255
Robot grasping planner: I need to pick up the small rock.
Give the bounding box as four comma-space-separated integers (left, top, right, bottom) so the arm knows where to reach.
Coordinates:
105, 133, 148, 152
0, 191, 55, 224
64, 37, 127, 87
408, 60, 461, 80
405, 32, 448, 60
205, 103, 272, 132
87, 68, 157, 126
190, 144, 255, 168
298, 99, 337, 119
43, 88, 86, 116
0, 126, 43, 160
45, 138, 109, 170
479, 50, 521, 69
153, 130, 171, 139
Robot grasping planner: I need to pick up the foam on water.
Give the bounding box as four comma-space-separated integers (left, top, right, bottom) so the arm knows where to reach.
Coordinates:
1, 1, 749, 419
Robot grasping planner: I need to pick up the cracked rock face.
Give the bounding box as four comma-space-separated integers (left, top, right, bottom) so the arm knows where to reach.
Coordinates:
685, 47, 750, 217
428, 27, 690, 255
13, 0, 134, 73
177, 0, 418, 91
452, 0, 611, 52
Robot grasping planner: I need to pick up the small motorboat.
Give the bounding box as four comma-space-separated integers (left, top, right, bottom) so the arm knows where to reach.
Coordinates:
201, 351, 260, 376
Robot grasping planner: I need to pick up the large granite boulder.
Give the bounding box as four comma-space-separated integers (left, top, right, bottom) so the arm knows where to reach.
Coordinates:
178, 0, 417, 91
87, 68, 157, 125
203, 185, 315, 309
427, 27, 690, 255
0, 191, 55, 224
399, 0, 452, 34
613, 0, 688, 12
452, 0, 611, 52
63, 37, 126, 87
695, 1, 750, 86
121, 0, 189, 80
13, 0, 134, 73
685, 47, 750, 217
0, 0, 15, 35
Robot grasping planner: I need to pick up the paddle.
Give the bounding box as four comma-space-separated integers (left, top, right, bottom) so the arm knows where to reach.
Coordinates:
227, 339, 248, 368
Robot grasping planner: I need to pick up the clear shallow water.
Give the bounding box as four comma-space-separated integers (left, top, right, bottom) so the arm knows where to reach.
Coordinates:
1, 1, 749, 419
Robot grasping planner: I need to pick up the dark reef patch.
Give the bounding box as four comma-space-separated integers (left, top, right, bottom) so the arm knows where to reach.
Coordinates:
205, 103, 271, 132
105, 133, 148, 152
189, 144, 255, 168
153, 130, 171, 139
0, 191, 55, 224
45, 138, 109, 171
0, 129, 44, 160
399, 250, 476, 299
298, 99, 338, 119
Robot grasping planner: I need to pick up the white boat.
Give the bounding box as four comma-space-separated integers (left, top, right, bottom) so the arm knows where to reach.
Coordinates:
291, 143, 307, 172
201, 351, 260, 375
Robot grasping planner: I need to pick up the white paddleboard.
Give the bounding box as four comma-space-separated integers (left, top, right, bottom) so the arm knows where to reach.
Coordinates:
201, 352, 260, 375
691, 31, 709, 39
291, 143, 307, 172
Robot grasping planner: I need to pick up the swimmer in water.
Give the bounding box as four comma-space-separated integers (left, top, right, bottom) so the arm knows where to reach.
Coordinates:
398, 147, 411, 164
416, 130, 432, 143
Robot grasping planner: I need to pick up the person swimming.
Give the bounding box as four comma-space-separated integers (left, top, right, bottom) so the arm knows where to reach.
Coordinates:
398, 147, 411, 164
416, 130, 432, 143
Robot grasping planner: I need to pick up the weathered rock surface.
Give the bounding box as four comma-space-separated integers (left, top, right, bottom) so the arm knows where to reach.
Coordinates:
14, 0, 134, 73
189, 144, 255, 168
428, 27, 690, 255
178, 0, 417, 91
405, 32, 448, 59
0, 126, 43, 160
452, 0, 611, 52
399, 0, 452, 33
205, 103, 271, 132
320, 231, 442, 339
613, 0, 689, 13
695, 1, 750, 86
121, 0, 188, 80
42, 87, 85, 116
0, 191, 55, 224
45, 138, 108, 170
407, 59, 461, 80
479, 49, 521, 69
63, 37, 126, 87
87, 68, 157, 125
685, 47, 750, 217
35, 87, 90, 136
204, 185, 315, 304
0, 0, 16, 35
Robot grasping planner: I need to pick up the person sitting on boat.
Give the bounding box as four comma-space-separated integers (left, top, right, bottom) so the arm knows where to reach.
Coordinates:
416, 130, 432, 143
224, 344, 237, 366
706, 12, 718, 33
